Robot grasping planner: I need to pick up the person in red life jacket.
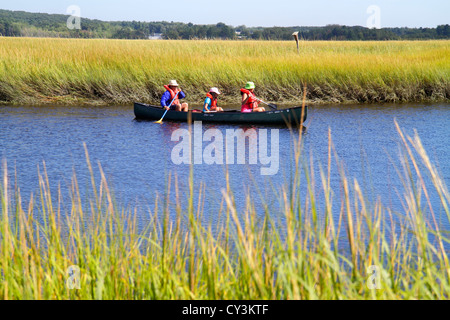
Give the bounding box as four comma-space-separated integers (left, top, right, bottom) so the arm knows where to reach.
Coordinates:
160, 80, 189, 112
203, 87, 224, 112
240, 82, 265, 113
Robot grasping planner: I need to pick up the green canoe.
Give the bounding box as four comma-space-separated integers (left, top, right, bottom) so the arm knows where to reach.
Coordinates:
134, 103, 307, 126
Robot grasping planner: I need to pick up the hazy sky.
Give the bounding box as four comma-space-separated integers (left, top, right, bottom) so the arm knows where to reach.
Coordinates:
1, 0, 449, 28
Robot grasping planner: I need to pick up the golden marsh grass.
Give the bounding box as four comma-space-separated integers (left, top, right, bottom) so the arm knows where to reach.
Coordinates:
0, 38, 449, 105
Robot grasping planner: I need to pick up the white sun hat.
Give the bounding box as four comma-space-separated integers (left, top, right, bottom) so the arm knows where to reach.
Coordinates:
168, 80, 179, 87
209, 87, 221, 95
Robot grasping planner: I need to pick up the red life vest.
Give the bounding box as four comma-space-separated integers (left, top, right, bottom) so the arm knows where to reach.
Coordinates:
164, 85, 180, 106
206, 93, 218, 111
240, 88, 258, 112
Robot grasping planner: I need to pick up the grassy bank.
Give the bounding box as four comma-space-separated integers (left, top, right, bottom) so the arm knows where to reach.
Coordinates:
0, 38, 449, 105
1, 124, 449, 299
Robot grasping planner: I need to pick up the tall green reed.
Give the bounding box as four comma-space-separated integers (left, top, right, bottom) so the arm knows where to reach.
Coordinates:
0, 123, 449, 299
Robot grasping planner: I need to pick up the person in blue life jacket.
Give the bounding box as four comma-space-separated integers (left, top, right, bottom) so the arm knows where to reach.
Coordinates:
203, 87, 224, 112
160, 80, 189, 112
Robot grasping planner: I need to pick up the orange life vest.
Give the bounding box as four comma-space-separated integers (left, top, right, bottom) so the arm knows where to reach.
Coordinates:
240, 88, 258, 112
164, 85, 180, 106
206, 93, 218, 111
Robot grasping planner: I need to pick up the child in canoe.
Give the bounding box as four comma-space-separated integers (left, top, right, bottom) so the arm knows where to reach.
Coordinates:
203, 87, 224, 112
161, 80, 189, 112
240, 82, 265, 113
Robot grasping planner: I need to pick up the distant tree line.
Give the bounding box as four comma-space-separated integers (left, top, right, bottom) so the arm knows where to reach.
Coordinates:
0, 9, 449, 40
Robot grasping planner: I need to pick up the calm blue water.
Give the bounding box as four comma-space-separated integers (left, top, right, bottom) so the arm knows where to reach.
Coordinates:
0, 103, 449, 230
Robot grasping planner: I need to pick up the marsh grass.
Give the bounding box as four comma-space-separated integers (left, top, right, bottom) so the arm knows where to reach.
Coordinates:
0, 123, 449, 299
0, 38, 449, 105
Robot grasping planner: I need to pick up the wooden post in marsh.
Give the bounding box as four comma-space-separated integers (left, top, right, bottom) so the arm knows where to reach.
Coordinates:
292, 31, 299, 54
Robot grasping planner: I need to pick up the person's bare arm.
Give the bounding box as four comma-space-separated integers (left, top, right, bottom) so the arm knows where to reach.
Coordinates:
242, 93, 249, 106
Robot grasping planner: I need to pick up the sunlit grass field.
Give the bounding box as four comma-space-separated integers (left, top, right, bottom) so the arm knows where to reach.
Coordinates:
0, 38, 449, 105
1, 124, 449, 299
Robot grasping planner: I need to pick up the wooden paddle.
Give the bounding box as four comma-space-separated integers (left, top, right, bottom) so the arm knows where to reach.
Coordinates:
155, 91, 179, 124
256, 98, 277, 110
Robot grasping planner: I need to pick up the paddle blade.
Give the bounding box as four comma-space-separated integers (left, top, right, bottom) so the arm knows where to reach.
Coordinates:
268, 103, 277, 110
154, 119, 163, 124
